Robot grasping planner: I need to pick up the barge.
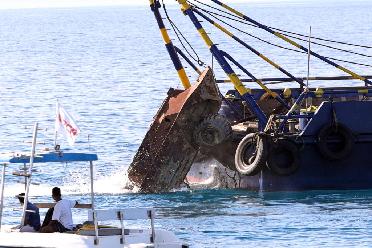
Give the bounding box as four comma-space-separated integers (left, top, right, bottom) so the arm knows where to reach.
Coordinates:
128, 0, 372, 193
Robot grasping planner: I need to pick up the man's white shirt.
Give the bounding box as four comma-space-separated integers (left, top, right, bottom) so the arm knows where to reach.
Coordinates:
52, 199, 76, 230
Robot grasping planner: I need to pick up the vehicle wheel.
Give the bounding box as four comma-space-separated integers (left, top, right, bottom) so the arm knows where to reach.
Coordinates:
193, 114, 232, 147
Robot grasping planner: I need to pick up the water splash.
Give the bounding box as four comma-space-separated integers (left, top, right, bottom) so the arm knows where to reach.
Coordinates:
2, 169, 135, 198
259, 170, 264, 197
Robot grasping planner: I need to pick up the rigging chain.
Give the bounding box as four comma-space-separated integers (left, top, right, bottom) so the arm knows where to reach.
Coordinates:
162, 0, 205, 66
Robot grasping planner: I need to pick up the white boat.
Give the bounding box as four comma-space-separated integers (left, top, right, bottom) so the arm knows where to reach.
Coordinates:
0, 123, 188, 248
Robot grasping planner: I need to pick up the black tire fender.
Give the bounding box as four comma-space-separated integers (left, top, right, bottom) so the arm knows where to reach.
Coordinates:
317, 123, 354, 160
235, 133, 267, 176
267, 139, 299, 176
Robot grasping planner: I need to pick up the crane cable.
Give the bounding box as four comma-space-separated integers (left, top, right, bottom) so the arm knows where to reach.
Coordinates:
190, 0, 372, 54
191, 0, 372, 50
190, 2, 372, 68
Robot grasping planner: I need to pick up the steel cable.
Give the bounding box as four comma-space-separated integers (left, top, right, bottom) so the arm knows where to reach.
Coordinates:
192, 3, 372, 68
277, 32, 372, 58
190, 0, 372, 50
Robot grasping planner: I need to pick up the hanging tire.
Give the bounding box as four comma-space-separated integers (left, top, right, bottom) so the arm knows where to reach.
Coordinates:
317, 123, 354, 160
193, 114, 232, 147
267, 139, 299, 176
235, 133, 267, 176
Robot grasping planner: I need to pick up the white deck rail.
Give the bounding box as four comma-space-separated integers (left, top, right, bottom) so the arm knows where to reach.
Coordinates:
88, 208, 156, 246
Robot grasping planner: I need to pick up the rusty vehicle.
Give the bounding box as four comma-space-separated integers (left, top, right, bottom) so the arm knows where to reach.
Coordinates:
128, 0, 372, 193
128, 68, 231, 193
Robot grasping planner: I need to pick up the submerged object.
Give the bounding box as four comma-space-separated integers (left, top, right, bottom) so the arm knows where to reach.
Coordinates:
183, 87, 372, 191
128, 68, 223, 193
129, 0, 372, 192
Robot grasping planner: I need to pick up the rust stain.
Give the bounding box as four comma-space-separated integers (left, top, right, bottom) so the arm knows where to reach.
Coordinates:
128, 67, 221, 193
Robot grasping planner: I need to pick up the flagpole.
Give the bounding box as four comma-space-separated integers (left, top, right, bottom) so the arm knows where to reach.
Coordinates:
54, 131, 58, 148
54, 101, 59, 148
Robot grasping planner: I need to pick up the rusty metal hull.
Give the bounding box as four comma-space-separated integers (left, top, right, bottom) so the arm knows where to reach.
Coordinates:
128, 68, 221, 193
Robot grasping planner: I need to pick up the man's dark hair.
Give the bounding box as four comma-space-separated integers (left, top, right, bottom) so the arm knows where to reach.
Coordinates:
52, 187, 61, 197
17, 193, 25, 204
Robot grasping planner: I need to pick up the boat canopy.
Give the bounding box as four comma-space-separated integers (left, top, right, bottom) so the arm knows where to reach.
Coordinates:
0, 152, 98, 165
0, 123, 98, 231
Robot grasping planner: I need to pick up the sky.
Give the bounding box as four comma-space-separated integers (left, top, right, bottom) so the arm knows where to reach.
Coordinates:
0, 0, 324, 10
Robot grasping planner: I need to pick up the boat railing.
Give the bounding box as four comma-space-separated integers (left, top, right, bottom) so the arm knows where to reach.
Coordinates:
216, 75, 372, 85
87, 208, 156, 245
34, 203, 92, 209
0, 122, 98, 232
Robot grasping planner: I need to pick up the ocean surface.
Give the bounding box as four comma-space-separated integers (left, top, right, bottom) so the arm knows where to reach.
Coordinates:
0, 0, 372, 247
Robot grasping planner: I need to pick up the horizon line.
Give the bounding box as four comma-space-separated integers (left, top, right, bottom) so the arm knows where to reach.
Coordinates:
0, 0, 359, 11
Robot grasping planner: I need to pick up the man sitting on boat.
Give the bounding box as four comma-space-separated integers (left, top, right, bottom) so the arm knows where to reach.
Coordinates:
17, 193, 41, 232
40, 187, 77, 233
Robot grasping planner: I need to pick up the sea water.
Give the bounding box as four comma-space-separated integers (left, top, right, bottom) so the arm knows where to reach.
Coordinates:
0, 0, 371, 247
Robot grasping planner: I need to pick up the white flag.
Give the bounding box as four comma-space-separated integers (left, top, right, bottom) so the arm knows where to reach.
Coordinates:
55, 102, 80, 146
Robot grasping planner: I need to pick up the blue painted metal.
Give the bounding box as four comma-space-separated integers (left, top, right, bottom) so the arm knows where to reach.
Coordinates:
241, 93, 267, 131
193, 8, 305, 88
210, 0, 372, 86
143, 0, 372, 191
0, 152, 98, 164
218, 99, 372, 191
276, 114, 312, 119
150, 0, 190, 88
151, 1, 183, 71
221, 51, 290, 110
181, 6, 268, 129
224, 88, 372, 103
279, 91, 308, 131
218, 96, 245, 122
242, 144, 372, 191
174, 46, 201, 74
301, 101, 372, 136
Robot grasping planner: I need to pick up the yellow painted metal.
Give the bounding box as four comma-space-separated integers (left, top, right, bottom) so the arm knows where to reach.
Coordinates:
213, 23, 233, 37
152, 0, 191, 89
215, 1, 369, 85
160, 28, 171, 44
283, 88, 292, 98
177, 68, 190, 87
197, 28, 214, 48
337, 66, 366, 81
228, 73, 250, 95
206, 15, 284, 72
255, 80, 278, 98
301, 105, 318, 113
275, 32, 302, 49
259, 54, 280, 69
315, 88, 324, 97
177, 0, 252, 96
202, 15, 288, 95
222, 3, 244, 18
177, 0, 190, 10
358, 89, 369, 94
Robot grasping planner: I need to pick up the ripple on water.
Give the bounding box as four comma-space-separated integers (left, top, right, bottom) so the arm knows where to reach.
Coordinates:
1, 2, 372, 247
